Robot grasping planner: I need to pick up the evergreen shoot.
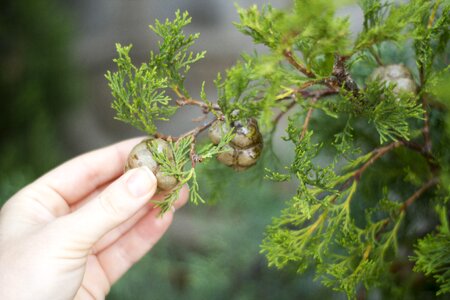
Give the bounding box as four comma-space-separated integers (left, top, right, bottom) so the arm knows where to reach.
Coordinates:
106, 1, 450, 298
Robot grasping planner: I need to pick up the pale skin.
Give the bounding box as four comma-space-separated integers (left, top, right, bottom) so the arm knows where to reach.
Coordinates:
0, 138, 188, 300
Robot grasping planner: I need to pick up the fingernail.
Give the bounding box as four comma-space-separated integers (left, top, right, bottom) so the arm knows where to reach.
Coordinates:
126, 167, 155, 197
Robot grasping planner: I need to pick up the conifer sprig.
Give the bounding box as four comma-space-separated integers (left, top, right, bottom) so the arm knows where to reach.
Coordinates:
106, 44, 175, 134
412, 205, 450, 295
106, 0, 450, 297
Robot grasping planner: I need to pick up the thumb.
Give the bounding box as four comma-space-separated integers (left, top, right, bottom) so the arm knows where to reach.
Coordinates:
56, 166, 157, 249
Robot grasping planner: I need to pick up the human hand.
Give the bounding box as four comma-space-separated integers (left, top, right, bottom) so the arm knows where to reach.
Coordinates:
0, 138, 188, 300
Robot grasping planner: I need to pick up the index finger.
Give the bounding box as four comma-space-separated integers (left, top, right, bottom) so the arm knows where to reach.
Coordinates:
36, 137, 144, 205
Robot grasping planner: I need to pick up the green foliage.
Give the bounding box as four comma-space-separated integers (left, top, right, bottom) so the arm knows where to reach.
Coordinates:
354, 0, 429, 52
412, 205, 450, 295
261, 127, 407, 296
149, 10, 206, 96
362, 81, 423, 143
106, 44, 175, 134
106, 10, 205, 135
236, 0, 351, 75
107, 0, 450, 298
234, 4, 283, 49
109, 165, 342, 300
0, 0, 78, 203
215, 53, 291, 123
149, 132, 234, 214
234, 0, 449, 297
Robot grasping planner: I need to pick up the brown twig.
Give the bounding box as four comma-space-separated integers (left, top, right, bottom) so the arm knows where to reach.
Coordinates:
332, 138, 439, 208
192, 114, 208, 123
298, 88, 338, 99
402, 140, 439, 175
298, 89, 339, 140
163, 87, 222, 166
185, 117, 222, 166
176, 98, 221, 113
417, 42, 433, 155
271, 88, 338, 130
418, 62, 431, 153
353, 141, 403, 181
375, 219, 391, 242
189, 141, 201, 167
283, 49, 316, 78
155, 117, 219, 167
422, 96, 432, 154
274, 82, 337, 103
356, 286, 367, 300
273, 100, 297, 125
153, 132, 174, 142
400, 177, 439, 212
328, 141, 403, 204
369, 47, 384, 66
300, 98, 318, 140
183, 118, 217, 139
372, 177, 439, 242
359, 177, 438, 298
332, 55, 360, 97
155, 117, 218, 142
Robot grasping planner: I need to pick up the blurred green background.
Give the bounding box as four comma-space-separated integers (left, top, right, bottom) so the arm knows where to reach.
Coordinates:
0, 0, 78, 200
0, 0, 366, 299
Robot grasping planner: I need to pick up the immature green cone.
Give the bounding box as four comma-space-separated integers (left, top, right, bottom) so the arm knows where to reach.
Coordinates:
126, 138, 178, 191
370, 64, 417, 95
208, 118, 263, 171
